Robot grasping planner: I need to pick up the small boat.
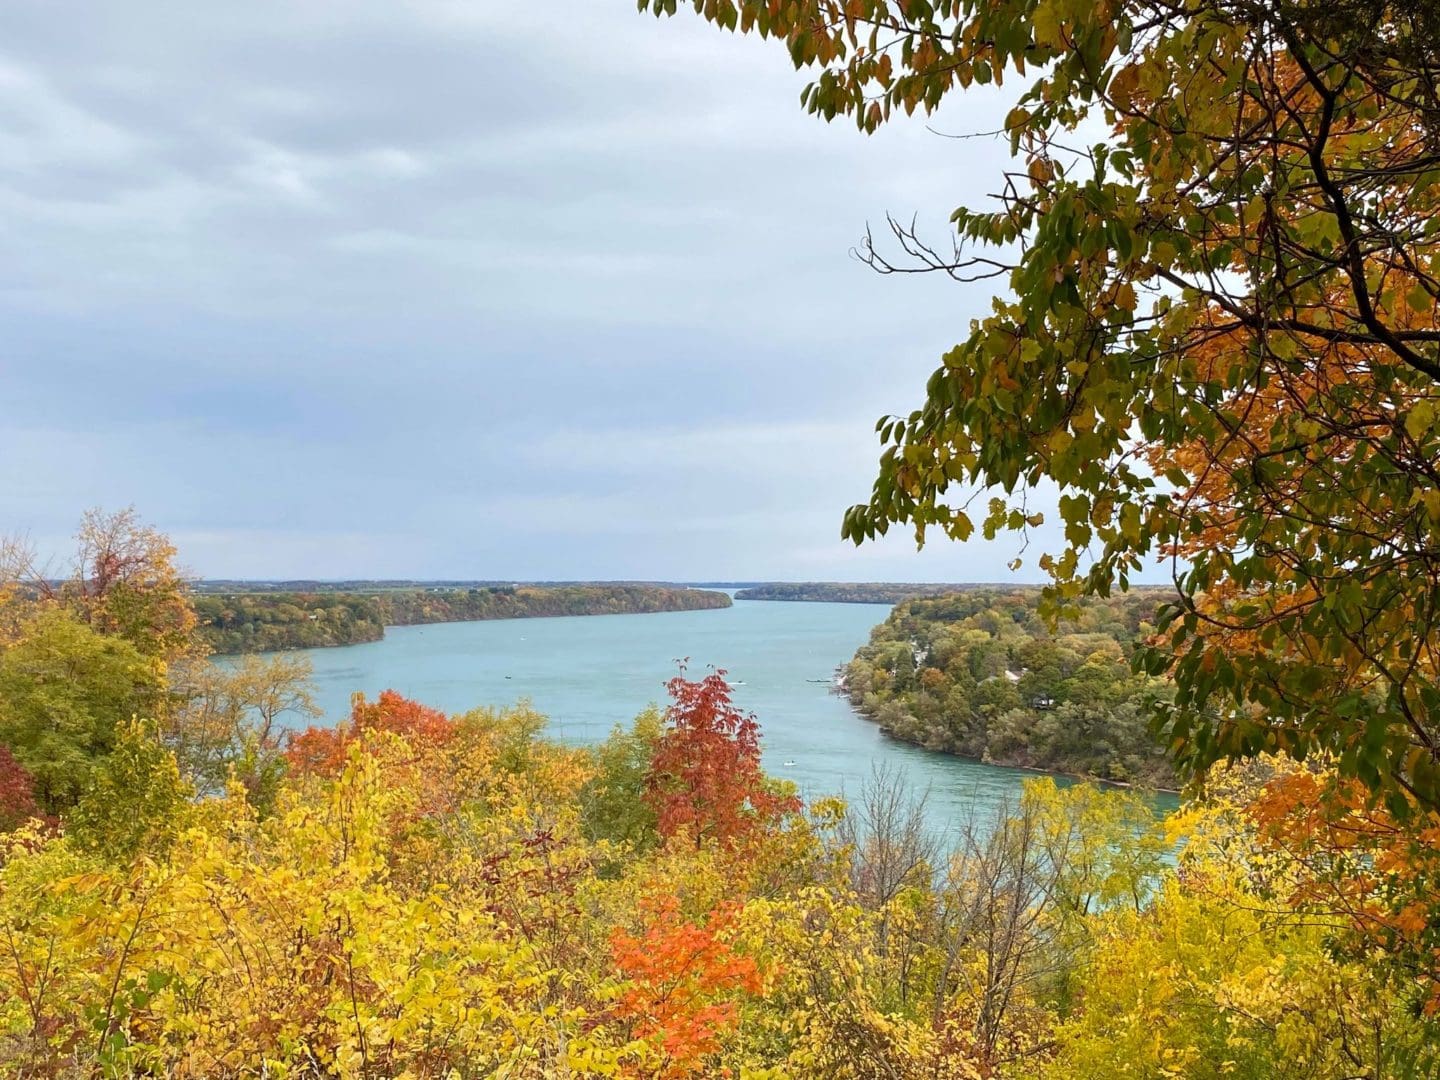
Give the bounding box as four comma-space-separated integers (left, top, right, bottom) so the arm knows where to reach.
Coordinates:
783, 760, 797, 767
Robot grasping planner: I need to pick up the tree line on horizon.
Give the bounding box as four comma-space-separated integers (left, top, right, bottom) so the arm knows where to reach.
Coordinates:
193, 584, 732, 654
737, 582, 996, 604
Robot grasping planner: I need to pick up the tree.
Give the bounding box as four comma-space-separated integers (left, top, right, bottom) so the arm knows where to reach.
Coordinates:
580, 706, 663, 848
646, 668, 799, 846
285, 689, 452, 777
0, 606, 165, 813
638, 0, 1440, 810
0, 747, 38, 832
834, 763, 939, 911
2, 508, 197, 664
610, 894, 763, 1076
166, 653, 318, 795
1039, 773, 1436, 1077
1239, 760, 1440, 1016
68, 719, 192, 861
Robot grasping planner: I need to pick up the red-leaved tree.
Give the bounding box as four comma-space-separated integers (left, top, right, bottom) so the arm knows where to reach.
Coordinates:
0, 746, 39, 832
645, 667, 798, 846
285, 690, 453, 777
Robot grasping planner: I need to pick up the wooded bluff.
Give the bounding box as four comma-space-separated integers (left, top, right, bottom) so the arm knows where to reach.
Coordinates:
843, 589, 1176, 786
193, 584, 732, 654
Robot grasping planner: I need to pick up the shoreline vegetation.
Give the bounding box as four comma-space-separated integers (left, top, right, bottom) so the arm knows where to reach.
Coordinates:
839, 587, 1178, 788
194, 584, 732, 654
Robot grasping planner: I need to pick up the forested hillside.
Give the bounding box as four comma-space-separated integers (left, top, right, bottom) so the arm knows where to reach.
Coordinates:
380, 584, 732, 626
844, 589, 1175, 785
193, 592, 387, 653
195, 584, 732, 653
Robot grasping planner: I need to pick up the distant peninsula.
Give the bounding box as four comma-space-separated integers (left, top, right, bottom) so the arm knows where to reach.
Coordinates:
735, 582, 986, 604
841, 587, 1177, 787
195, 584, 732, 654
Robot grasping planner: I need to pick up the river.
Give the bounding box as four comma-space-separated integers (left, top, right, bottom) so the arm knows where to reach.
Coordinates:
274, 597, 1171, 838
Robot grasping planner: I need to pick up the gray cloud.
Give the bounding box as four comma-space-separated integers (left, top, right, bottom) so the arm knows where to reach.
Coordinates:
0, 0, 1102, 582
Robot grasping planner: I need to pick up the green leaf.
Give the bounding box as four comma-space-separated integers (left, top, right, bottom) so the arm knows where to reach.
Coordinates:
1405, 399, 1436, 441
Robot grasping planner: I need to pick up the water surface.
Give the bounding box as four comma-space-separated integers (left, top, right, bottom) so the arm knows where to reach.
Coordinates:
277, 598, 1170, 837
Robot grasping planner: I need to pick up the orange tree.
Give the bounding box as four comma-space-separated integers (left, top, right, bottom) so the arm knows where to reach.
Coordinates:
1245, 764, 1440, 1011
286, 690, 454, 777
610, 894, 763, 1077
638, 0, 1440, 812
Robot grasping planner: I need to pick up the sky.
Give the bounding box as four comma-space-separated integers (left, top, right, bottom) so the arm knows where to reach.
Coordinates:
0, 0, 1078, 582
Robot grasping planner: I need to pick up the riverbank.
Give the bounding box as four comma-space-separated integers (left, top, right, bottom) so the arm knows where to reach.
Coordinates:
866, 712, 1181, 795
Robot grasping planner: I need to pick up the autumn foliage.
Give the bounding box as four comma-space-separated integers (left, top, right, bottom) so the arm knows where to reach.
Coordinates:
2, 683, 1438, 1075
0, 747, 37, 832
610, 894, 763, 1076
646, 667, 799, 846
1245, 765, 1440, 1014
4, 511, 1440, 1075
286, 689, 453, 776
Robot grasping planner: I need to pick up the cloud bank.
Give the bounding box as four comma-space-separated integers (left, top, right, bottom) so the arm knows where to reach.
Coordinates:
1, 0, 1099, 581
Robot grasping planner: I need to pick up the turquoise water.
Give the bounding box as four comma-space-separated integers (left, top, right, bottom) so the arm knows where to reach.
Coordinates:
275, 598, 1169, 838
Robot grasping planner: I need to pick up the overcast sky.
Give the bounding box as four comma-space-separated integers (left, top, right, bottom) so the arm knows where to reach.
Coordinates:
0, 1, 1079, 582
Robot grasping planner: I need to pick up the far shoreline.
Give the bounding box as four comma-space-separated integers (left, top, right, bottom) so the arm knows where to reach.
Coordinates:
201, 583, 731, 656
